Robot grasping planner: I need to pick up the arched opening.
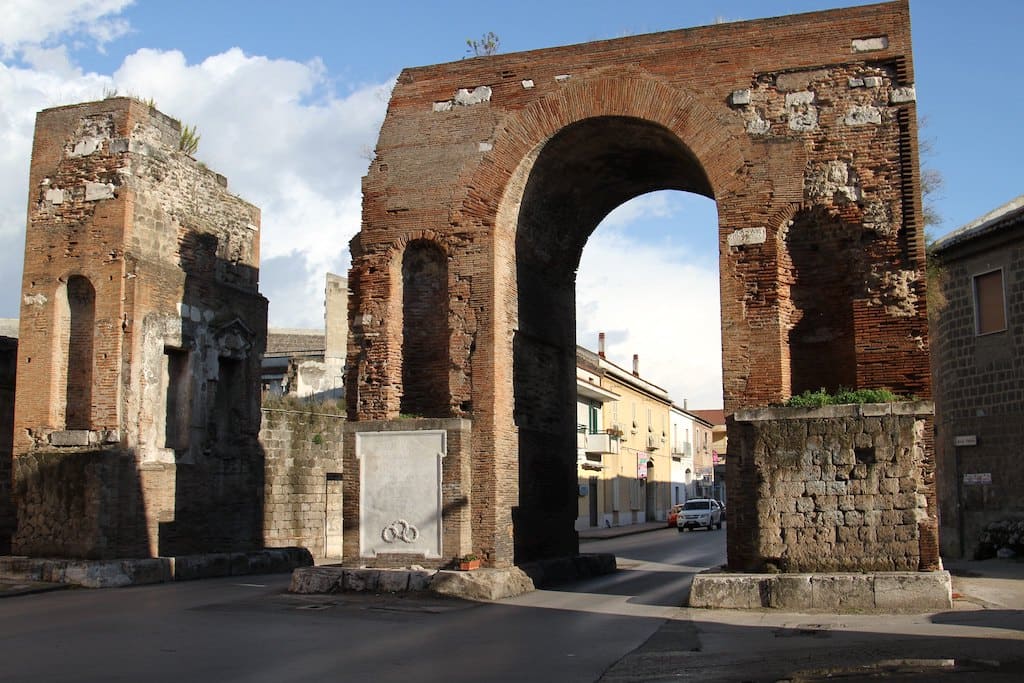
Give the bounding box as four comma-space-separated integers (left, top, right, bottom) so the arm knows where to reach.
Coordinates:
781, 208, 861, 394
512, 116, 715, 562
575, 190, 720, 533
400, 239, 450, 417
63, 275, 96, 430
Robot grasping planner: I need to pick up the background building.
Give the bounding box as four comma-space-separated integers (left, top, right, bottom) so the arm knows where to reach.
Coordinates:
931, 195, 1024, 558
575, 339, 674, 529
262, 273, 347, 401
692, 408, 727, 503
670, 405, 716, 504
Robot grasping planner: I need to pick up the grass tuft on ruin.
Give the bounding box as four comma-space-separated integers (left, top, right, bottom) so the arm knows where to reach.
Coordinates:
782, 387, 908, 408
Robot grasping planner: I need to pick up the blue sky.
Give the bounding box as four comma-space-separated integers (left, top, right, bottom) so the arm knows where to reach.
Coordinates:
1, 0, 1021, 409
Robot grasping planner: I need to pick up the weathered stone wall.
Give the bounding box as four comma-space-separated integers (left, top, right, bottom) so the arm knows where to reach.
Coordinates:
0, 334, 17, 554
12, 450, 149, 558
931, 211, 1024, 558
260, 408, 345, 558
348, 2, 929, 566
727, 403, 938, 572
12, 98, 266, 558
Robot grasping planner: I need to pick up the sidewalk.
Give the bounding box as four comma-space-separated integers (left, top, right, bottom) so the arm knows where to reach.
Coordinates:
578, 520, 669, 541
946, 556, 1024, 609
577, 521, 1024, 611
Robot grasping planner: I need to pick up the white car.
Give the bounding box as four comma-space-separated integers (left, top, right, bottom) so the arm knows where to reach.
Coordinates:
676, 498, 723, 531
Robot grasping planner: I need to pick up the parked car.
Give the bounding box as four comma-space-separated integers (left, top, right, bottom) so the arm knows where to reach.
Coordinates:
677, 498, 723, 531
667, 503, 685, 527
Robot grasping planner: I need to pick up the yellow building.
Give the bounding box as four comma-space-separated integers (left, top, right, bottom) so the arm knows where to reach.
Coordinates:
576, 345, 673, 529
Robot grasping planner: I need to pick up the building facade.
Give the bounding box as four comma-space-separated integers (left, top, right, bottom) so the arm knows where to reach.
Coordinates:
575, 344, 674, 529
262, 273, 348, 401
575, 354, 621, 530
931, 196, 1024, 558
692, 408, 727, 502
669, 406, 718, 504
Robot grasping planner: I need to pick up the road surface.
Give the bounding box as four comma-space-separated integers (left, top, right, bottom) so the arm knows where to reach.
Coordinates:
0, 526, 724, 682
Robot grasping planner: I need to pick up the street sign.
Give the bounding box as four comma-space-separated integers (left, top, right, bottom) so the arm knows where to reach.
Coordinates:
963, 472, 992, 485
954, 435, 978, 447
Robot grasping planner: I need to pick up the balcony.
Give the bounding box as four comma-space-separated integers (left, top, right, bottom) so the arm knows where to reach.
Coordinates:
577, 426, 620, 455
672, 442, 693, 457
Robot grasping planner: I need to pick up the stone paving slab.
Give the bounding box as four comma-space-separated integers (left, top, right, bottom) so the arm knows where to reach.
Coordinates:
689, 570, 952, 612
292, 552, 618, 602
290, 565, 536, 601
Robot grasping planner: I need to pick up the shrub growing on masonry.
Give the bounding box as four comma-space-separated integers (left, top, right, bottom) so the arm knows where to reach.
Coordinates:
782, 387, 905, 408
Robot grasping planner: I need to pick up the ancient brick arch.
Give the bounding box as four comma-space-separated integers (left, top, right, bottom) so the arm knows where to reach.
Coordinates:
346, 1, 931, 568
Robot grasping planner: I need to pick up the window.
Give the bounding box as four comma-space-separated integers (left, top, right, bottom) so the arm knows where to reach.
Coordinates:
401, 240, 449, 416
64, 275, 95, 430
214, 357, 242, 442
974, 269, 1006, 335
163, 347, 191, 450
588, 402, 599, 433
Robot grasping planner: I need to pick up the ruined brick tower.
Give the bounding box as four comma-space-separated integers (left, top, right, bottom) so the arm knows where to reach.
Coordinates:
12, 98, 267, 559
345, 1, 932, 570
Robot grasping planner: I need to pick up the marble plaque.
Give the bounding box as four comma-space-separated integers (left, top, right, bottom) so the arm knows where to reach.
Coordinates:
356, 430, 446, 558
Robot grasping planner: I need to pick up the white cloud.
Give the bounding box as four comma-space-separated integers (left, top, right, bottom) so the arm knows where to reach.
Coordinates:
577, 203, 724, 410
0, 60, 111, 318
599, 192, 676, 230
0, 42, 392, 328
0, 0, 133, 56
107, 47, 392, 327
0, 22, 723, 407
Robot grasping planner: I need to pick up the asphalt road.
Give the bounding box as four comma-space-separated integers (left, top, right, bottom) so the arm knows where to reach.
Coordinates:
0, 526, 726, 683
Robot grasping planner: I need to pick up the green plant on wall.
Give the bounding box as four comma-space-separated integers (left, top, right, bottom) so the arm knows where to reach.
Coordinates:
312, 433, 324, 446
465, 31, 500, 57
782, 387, 906, 408
179, 123, 201, 156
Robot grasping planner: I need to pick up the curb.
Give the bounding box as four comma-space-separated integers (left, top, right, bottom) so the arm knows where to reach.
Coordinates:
0, 580, 70, 598
0, 547, 314, 589
579, 523, 671, 541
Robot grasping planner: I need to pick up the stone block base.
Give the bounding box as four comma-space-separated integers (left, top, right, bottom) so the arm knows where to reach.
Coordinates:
289, 552, 618, 601
290, 565, 535, 601
689, 570, 952, 612
0, 547, 313, 588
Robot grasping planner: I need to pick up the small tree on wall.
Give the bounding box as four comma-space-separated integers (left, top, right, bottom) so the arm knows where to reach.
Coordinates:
179, 124, 201, 156
920, 116, 947, 321
466, 32, 500, 57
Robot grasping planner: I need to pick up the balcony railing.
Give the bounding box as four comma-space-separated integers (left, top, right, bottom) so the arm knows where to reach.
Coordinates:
671, 442, 693, 457
576, 426, 621, 455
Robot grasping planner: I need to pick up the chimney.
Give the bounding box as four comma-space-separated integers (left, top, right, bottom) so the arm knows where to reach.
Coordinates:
598, 332, 606, 358
684, 398, 688, 411
632, 353, 639, 377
